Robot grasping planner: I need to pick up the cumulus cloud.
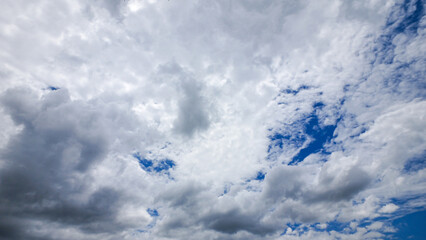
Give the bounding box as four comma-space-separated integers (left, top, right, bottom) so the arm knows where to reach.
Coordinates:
0, 87, 159, 239
0, 0, 425, 239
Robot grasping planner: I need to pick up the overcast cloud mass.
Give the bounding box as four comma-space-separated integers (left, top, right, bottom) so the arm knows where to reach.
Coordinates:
0, 0, 425, 239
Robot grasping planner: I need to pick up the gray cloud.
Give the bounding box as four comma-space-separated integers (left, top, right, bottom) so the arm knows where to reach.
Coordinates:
0, 87, 149, 239
202, 208, 276, 236
263, 166, 306, 203
0, 0, 425, 239
308, 165, 371, 203
174, 80, 210, 137
156, 62, 211, 137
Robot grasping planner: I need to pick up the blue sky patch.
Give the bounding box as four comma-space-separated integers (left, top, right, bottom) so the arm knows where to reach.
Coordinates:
147, 208, 159, 217
389, 0, 423, 35
312, 102, 325, 109
289, 114, 337, 165
47, 86, 60, 91
267, 130, 306, 156
281, 223, 310, 236
374, 0, 423, 65
267, 102, 338, 165
132, 153, 175, 174
324, 220, 354, 233
389, 210, 426, 240
403, 151, 426, 173
221, 184, 231, 196
281, 85, 310, 95
153, 159, 175, 172
255, 171, 265, 181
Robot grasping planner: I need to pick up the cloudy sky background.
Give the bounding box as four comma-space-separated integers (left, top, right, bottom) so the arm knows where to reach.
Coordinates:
0, 0, 425, 239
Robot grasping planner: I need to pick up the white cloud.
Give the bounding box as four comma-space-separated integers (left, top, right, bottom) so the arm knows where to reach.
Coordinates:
0, 0, 424, 239
379, 203, 400, 213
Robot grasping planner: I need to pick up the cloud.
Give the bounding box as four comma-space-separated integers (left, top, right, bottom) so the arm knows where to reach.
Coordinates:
202, 208, 275, 236
0, 0, 425, 239
0, 87, 157, 239
155, 61, 211, 137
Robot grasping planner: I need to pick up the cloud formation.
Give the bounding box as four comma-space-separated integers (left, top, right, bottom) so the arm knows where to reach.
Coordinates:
0, 0, 425, 239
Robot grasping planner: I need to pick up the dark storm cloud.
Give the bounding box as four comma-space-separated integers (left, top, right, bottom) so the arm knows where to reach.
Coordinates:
0, 87, 127, 239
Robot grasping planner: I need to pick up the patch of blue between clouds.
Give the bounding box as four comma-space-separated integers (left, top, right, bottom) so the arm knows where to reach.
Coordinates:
132, 153, 175, 174
281, 218, 398, 237
245, 171, 266, 183
325, 220, 356, 234
267, 124, 306, 156
47, 86, 60, 91
389, 194, 426, 211
267, 102, 338, 165
403, 151, 426, 173
222, 185, 231, 196
280, 223, 312, 236
374, 0, 423, 65
276, 1, 424, 237
288, 113, 337, 165
375, 194, 426, 238
147, 208, 159, 217
268, 132, 305, 152
367, 0, 426, 100
389, 210, 426, 240
389, 0, 423, 36
255, 171, 265, 181
281, 85, 310, 95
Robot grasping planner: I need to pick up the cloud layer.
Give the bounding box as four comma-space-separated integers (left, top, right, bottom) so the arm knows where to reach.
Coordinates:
0, 0, 425, 239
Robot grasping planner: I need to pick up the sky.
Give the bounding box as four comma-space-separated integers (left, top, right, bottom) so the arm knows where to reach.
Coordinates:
0, 0, 425, 239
